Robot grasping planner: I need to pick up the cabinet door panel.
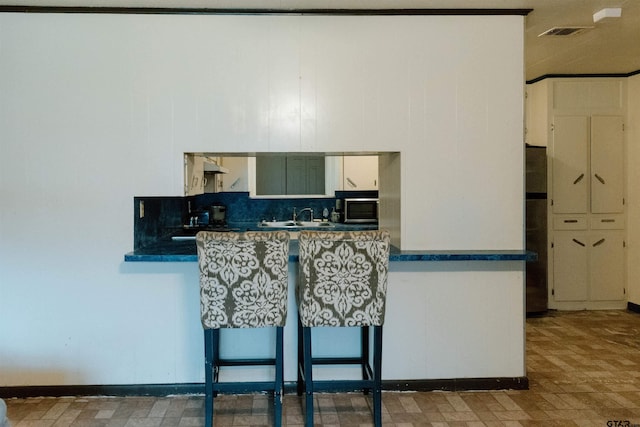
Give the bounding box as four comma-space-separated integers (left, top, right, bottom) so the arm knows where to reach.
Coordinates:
343, 155, 378, 190
305, 157, 326, 194
552, 116, 588, 214
590, 232, 625, 301
591, 116, 624, 214
286, 156, 308, 194
221, 157, 249, 192
285, 156, 325, 195
553, 231, 588, 301
185, 154, 205, 196
256, 156, 286, 195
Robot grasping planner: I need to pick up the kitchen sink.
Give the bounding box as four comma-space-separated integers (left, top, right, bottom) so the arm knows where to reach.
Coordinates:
258, 220, 335, 229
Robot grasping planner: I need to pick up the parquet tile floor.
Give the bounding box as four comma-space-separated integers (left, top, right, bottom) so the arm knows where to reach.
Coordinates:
5, 310, 640, 426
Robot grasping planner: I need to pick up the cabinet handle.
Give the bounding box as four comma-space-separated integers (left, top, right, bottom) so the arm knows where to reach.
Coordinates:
594, 173, 605, 184
572, 173, 584, 184
564, 219, 578, 223
592, 238, 605, 247
601, 219, 615, 223
572, 238, 585, 247
346, 177, 357, 188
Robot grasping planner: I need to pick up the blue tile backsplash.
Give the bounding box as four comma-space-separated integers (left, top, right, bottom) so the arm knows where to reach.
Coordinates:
133, 191, 377, 249
133, 196, 184, 249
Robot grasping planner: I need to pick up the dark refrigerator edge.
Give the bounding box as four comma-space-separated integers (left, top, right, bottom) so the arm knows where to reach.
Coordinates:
525, 145, 548, 315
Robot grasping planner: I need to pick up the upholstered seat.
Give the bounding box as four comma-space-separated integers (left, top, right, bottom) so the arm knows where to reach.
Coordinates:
196, 231, 290, 427
296, 229, 391, 427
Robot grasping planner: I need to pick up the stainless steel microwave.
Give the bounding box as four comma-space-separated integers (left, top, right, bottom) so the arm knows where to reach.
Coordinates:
342, 198, 379, 223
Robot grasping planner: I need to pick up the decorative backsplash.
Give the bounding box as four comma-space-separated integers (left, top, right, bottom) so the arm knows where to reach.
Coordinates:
133, 191, 378, 249
133, 196, 184, 249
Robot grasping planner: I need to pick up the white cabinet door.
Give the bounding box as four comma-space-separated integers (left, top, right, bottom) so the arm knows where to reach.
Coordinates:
590, 231, 625, 301
591, 116, 624, 214
551, 116, 588, 214
553, 231, 589, 302
185, 154, 205, 196
220, 157, 249, 192
343, 155, 378, 190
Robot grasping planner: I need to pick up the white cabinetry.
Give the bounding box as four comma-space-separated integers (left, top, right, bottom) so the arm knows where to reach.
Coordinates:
589, 231, 625, 301
220, 157, 250, 192
553, 230, 625, 303
591, 116, 625, 214
542, 79, 627, 310
552, 231, 588, 302
551, 115, 624, 215
185, 154, 205, 196
343, 155, 378, 190
551, 116, 588, 213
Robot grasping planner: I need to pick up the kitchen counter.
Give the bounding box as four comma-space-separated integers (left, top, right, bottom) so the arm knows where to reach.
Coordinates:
124, 238, 536, 262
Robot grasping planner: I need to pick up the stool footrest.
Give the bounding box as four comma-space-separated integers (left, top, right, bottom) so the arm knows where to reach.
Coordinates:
212, 381, 280, 394
311, 357, 367, 365
217, 358, 276, 367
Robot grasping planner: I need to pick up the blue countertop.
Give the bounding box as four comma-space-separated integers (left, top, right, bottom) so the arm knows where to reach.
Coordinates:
124, 237, 536, 263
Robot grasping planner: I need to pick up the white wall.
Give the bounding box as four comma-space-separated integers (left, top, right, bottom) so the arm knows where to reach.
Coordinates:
0, 12, 525, 386
627, 74, 640, 304
385, 262, 524, 378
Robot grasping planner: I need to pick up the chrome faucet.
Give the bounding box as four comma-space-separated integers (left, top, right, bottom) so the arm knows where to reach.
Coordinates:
297, 207, 314, 222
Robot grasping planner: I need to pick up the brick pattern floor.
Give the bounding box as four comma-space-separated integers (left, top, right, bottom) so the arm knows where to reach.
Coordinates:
5, 309, 640, 426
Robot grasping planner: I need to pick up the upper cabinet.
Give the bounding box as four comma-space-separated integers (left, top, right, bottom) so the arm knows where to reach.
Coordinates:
185, 154, 205, 196
343, 156, 378, 191
187, 154, 377, 196
185, 154, 237, 195
590, 116, 625, 214
220, 157, 250, 192
255, 155, 326, 196
551, 115, 589, 213
551, 115, 624, 215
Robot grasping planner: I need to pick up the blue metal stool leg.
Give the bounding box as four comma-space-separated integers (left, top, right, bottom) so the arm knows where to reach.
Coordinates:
361, 325, 370, 395
297, 317, 304, 396
303, 325, 314, 427
373, 326, 383, 427
274, 326, 284, 427
204, 329, 214, 427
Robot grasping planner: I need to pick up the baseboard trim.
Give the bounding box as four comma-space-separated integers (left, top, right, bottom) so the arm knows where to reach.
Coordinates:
0, 383, 203, 399
628, 302, 640, 313
382, 377, 529, 392
0, 377, 528, 399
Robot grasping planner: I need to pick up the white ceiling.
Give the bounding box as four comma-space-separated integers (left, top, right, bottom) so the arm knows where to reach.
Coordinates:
2, 0, 639, 81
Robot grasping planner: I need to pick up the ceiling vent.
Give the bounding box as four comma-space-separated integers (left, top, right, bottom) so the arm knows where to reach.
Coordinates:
538, 26, 593, 37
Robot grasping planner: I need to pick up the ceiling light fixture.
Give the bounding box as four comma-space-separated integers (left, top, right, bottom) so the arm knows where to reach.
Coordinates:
593, 7, 622, 23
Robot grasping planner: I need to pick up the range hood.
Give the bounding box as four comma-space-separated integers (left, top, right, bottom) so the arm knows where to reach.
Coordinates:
203, 159, 229, 174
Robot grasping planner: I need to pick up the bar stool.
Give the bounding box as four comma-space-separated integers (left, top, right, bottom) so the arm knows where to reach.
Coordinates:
296, 230, 391, 427
196, 230, 290, 427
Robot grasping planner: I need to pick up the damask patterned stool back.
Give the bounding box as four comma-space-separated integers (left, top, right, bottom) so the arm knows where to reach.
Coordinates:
296, 229, 390, 427
297, 230, 390, 328
196, 230, 290, 427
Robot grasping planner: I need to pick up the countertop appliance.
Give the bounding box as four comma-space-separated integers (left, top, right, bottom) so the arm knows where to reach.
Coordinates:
342, 198, 378, 224
525, 145, 548, 315
174, 204, 231, 240
209, 204, 227, 226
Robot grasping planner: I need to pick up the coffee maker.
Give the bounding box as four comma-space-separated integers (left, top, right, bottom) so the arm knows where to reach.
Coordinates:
209, 205, 227, 227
